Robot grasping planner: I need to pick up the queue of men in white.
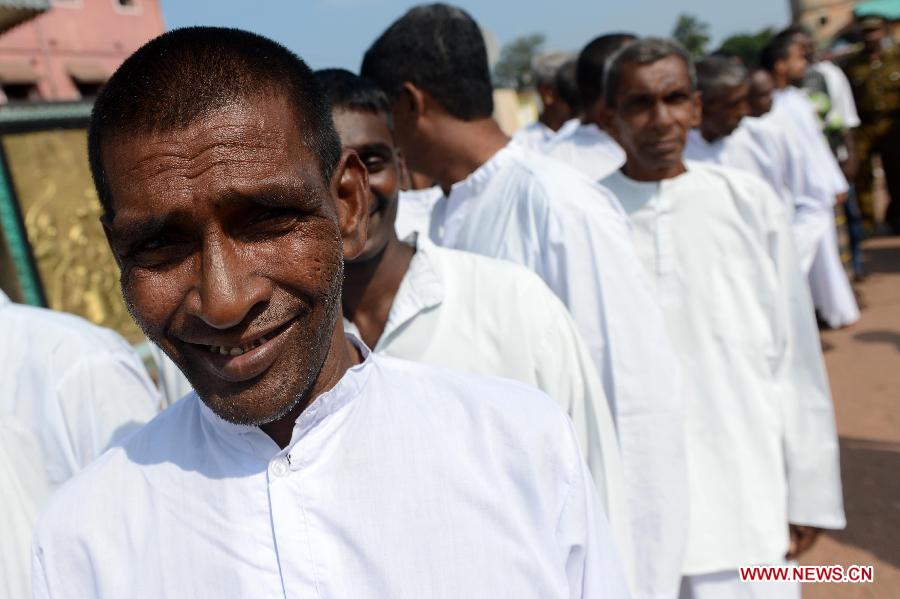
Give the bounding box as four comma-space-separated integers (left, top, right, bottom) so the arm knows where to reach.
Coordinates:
3, 5, 846, 599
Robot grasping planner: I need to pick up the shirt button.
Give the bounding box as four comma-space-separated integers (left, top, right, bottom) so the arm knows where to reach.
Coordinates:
270, 458, 289, 477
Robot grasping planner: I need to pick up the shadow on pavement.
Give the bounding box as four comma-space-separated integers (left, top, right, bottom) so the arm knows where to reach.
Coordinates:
822, 437, 900, 569
863, 243, 900, 275
853, 330, 900, 352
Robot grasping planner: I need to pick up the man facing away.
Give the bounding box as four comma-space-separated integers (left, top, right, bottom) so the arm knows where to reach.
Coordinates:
760, 32, 860, 329
600, 38, 845, 599
318, 67, 632, 569
543, 33, 633, 179
32, 27, 628, 599
511, 51, 580, 150
362, 6, 688, 598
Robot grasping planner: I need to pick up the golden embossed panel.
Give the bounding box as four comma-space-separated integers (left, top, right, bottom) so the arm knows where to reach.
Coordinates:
2, 129, 143, 343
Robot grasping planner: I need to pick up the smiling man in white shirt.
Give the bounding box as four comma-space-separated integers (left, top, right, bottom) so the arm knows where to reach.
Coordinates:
319, 67, 632, 574
601, 38, 845, 599
32, 27, 629, 599
362, 8, 688, 599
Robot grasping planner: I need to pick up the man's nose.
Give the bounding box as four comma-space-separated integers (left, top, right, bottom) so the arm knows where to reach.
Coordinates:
187, 235, 272, 330
650, 100, 676, 127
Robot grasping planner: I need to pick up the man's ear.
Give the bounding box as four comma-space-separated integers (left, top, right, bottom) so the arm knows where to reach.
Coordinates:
331, 149, 369, 261
399, 81, 427, 121
396, 148, 411, 191
690, 90, 703, 128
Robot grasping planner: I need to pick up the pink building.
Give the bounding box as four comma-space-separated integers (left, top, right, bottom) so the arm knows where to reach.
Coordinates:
0, 0, 164, 103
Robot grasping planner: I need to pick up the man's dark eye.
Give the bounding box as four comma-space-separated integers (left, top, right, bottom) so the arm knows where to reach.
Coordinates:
128, 237, 190, 267
363, 156, 387, 173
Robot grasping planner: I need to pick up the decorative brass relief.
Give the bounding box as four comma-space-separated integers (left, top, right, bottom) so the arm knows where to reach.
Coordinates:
2, 129, 143, 343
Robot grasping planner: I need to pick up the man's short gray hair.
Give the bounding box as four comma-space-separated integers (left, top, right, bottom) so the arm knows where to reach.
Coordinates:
603, 37, 697, 107
532, 51, 576, 85
696, 56, 748, 100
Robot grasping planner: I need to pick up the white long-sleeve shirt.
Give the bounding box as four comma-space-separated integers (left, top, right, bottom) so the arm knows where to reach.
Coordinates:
602, 162, 845, 574
33, 337, 630, 599
394, 186, 443, 241
344, 238, 633, 581
0, 414, 47, 599
0, 290, 160, 489
429, 142, 687, 599
542, 121, 626, 181
772, 87, 848, 198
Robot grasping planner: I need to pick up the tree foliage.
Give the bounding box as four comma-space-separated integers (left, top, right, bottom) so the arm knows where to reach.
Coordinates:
672, 13, 710, 58
492, 33, 545, 89
716, 28, 775, 69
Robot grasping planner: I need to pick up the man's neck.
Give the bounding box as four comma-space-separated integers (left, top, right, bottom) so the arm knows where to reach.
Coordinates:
621, 159, 686, 182
260, 321, 362, 449
433, 118, 510, 195
699, 126, 723, 144
342, 237, 415, 350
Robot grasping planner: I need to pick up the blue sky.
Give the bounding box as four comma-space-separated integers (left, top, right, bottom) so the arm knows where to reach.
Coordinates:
159, 0, 791, 71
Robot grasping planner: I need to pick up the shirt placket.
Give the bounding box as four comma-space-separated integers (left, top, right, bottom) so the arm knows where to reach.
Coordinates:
654, 186, 675, 299
264, 428, 321, 597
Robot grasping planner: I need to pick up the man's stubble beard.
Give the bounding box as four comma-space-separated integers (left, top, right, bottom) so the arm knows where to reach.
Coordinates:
122, 248, 346, 427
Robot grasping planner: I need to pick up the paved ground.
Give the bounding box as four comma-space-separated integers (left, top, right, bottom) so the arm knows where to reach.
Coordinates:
801, 236, 900, 598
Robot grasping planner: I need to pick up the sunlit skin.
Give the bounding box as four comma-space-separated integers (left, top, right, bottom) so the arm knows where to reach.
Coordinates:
748, 70, 775, 117
335, 108, 415, 349
606, 55, 701, 181
700, 82, 750, 143
101, 93, 369, 448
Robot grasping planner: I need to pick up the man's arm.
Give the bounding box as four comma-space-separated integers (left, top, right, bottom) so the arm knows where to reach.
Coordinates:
532, 286, 634, 589
756, 182, 846, 540
556, 416, 631, 599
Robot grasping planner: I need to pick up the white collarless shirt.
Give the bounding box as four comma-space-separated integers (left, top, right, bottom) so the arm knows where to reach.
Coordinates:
542, 122, 626, 181
0, 290, 160, 489
33, 336, 629, 599
602, 162, 845, 574
344, 238, 633, 584
429, 142, 687, 599
0, 414, 47, 599
395, 185, 443, 241
511, 120, 556, 150
772, 87, 848, 197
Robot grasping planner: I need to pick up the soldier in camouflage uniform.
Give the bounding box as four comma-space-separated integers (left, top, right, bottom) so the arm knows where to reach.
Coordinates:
843, 15, 900, 234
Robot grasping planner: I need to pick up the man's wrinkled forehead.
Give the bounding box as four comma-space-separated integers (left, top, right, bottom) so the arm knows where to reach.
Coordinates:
102, 95, 325, 215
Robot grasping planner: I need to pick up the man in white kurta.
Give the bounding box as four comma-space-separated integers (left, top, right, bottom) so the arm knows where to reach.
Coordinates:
316, 67, 632, 569
33, 339, 628, 599
0, 289, 161, 489
603, 38, 845, 598
34, 27, 629, 599
762, 33, 860, 328
362, 10, 687, 598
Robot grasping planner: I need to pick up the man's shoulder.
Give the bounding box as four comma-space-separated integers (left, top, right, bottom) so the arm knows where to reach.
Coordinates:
496, 146, 628, 221
369, 354, 566, 431
2, 302, 134, 357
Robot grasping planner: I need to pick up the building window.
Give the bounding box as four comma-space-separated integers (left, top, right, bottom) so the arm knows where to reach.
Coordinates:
2, 83, 40, 103
73, 80, 104, 100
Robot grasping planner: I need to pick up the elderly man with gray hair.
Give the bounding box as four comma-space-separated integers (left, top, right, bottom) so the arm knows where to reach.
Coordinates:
601, 37, 845, 599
